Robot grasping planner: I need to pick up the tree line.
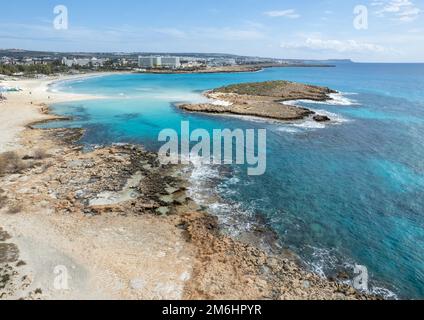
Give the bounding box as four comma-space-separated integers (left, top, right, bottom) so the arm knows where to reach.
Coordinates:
0, 61, 68, 76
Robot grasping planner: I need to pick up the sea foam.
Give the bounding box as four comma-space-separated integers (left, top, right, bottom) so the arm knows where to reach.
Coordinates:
285, 91, 359, 107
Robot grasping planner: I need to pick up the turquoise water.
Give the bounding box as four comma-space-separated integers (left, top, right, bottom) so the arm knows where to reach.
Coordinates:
43, 64, 424, 299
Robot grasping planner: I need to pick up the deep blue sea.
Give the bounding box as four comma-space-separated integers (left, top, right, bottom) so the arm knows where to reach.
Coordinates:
43, 63, 424, 299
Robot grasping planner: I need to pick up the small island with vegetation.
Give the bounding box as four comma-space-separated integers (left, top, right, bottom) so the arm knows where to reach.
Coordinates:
178, 80, 336, 122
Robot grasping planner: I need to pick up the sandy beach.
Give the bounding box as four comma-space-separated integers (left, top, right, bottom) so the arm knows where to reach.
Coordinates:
0, 73, 373, 300
0, 73, 110, 153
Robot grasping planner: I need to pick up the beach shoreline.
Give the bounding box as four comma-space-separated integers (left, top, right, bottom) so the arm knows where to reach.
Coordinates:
0, 72, 375, 300
0, 72, 118, 153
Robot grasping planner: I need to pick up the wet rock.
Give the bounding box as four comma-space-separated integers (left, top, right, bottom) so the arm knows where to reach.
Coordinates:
313, 115, 331, 122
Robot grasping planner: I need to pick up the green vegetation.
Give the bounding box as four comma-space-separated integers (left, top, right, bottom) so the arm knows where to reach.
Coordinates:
214, 80, 336, 100
0, 61, 68, 76
215, 81, 293, 96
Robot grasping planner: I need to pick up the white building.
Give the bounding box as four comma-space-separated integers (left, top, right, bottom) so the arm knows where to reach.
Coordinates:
138, 56, 181, 69
0, 57, 12, 65
161, 57, 181, 68
21, 58, 34, 65
208, 58, 237, 67
138, 56, 162, 68
62, 57, 107, 68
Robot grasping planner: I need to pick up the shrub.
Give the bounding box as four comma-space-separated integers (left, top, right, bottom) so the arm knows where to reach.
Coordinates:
0, 151, 27, 175
33, 149, 49, 160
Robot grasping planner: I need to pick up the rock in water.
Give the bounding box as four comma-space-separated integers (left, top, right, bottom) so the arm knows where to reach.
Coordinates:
313, 115, 331, 122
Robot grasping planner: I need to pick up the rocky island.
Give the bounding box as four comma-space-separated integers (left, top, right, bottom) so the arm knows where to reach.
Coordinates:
178, 80, 337, 122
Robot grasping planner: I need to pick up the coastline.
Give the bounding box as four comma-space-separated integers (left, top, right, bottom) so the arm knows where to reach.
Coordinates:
137, 63, 335, 75
0, 72, 117, 153
0, 72, 375, 300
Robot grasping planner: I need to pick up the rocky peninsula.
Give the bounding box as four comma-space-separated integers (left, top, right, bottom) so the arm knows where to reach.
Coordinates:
178, 80, 337, 121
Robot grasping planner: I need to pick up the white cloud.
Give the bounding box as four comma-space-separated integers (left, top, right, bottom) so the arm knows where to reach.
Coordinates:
263, 9, 300, 19
281, 38, 386, 53
373, 0, 421, 21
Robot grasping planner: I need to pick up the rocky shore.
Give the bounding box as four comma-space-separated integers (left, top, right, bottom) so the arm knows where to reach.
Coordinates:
178, 80, 336, 122
0, 124, 376, 300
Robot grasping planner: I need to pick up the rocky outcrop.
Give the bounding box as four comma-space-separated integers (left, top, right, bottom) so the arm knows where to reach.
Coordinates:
180, 211, 377, 300
178, 81, 336, 121
0, 124, 375, 300
178, 101, 314, 121
313, 115, 331, 122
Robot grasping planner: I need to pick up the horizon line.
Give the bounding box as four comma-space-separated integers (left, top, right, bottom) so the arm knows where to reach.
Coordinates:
1, 48, 423, 64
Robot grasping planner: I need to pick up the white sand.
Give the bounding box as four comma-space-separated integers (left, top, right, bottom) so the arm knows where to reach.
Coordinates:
0, 73, 109, 153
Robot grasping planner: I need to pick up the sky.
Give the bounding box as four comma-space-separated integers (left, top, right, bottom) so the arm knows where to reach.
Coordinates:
0, 0, 423, 62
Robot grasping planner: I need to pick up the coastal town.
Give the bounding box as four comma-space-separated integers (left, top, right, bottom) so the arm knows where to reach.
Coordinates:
0, 49, 338, 77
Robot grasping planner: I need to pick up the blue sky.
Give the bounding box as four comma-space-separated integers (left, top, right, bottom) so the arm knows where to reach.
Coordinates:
0, 0, 423, 62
